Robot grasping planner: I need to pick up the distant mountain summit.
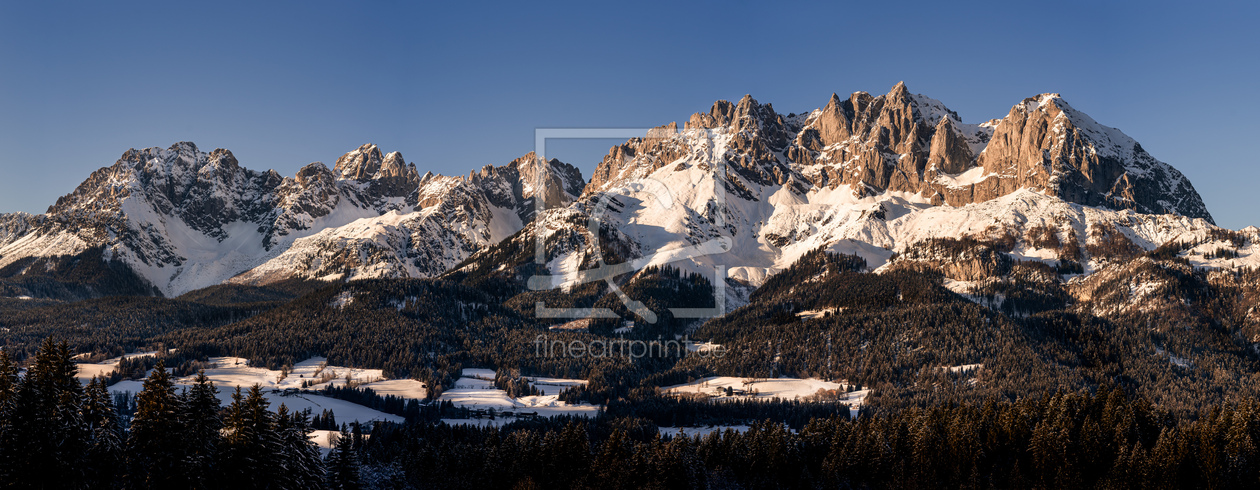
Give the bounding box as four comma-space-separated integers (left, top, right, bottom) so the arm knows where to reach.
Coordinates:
0, 142, 582, 297
588, 82, 1211, 222
0, 83, 1241, 301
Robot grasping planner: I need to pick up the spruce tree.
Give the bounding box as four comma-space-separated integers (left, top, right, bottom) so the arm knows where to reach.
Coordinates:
274, 404, 327, 489
127, 359, 187, 488
0, 350, 20, 483
179, 370, 222, 488
84, 377, 124, 488
220, 385, 279, 489
0, 350, 16, 405
219, 387, 254, 487
326, 427, 362, 490
8, 339, 89, 488
292, 408, 328, 488
273, 405, 298, 490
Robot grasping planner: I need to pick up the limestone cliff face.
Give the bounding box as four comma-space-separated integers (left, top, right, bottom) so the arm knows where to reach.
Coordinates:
892, 238, 1014, 282
584, 82, 1213, 223
927, 117, 974, 175
466, 152, 586, 223
585, 121, 695, 194
974, 95, 1211, 221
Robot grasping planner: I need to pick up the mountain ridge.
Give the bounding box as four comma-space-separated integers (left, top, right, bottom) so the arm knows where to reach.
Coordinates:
0, 142, 583, 297
0, 83, 1241, 301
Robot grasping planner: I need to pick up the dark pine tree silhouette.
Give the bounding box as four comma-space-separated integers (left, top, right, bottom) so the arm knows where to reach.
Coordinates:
7, 339, 89, 488
179, 370, 223, 488
127, 359, 187, 488
0, 350, 20, 483
219, 385, 280, 489
274, 403, 326, 489
83, 377, 124, 487
326, 426, 362, 490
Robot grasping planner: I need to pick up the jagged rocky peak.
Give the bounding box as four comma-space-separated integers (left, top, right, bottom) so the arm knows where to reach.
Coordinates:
206, 148, 239, 169
408, 151, 583, 227
379, 151, 410, 179
48, 142, 281, 230
4, 140, 583, 297
295, 161, 335, 187
581, 82, 1209, 223
333, 143, 385, 181
507, 151, 585, 204
685, 94, 790, 147
331, 143, 421, 203
927, 116, 974, 175
585, 121, 696, 195
874, 81, 925, 155
813, 93, 851, 146
782, 82, 974, 196
232, 150, 589, 287
332, 143, 418, 182
587, 94, 802, 195
976, 93, 1213, 222
457, 151, 585, 222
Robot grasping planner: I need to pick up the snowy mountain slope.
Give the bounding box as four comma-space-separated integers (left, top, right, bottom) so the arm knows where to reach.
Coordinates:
230, 152, 583, 286
0, 143, 581, 297
0, 212, 40, 249
0, 84, 1242, 301
452, 83, 1237, 313
0, 143, 389, 296
536, 140, 1222, 292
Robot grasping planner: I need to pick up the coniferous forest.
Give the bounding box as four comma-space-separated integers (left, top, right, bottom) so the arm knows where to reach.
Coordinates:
3, 241, 1260, 488
0, 340, 339, 489
9, 339, 1260, 489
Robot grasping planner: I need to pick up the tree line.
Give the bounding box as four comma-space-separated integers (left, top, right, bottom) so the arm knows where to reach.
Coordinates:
349, 388, 1260, 489
0, 339, 362, 489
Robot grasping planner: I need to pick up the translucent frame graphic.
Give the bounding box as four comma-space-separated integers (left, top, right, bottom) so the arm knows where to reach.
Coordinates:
527, 128, 729, 323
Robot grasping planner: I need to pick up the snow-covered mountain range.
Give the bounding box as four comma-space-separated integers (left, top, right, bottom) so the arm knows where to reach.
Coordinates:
0, 142, 583, 296
0, 83, 1250, 300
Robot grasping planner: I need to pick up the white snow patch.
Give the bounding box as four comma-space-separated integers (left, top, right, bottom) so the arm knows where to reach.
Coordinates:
660, 425, 752, 438
329, 291, 355, 310
74, 351, 159, 384
437, 368, 601, 426
663, 376, 868, 419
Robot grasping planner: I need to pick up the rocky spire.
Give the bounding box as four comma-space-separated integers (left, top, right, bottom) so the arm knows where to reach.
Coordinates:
976, 94, 1213, 222
333, 143, 385, 181
927, 116, 974, 175
207, 148, 239, 169
295, 162, 335, 187
377, 151, 409, 179
814, 93, 852, 146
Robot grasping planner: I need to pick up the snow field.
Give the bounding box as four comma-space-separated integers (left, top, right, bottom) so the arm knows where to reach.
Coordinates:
74, 351, 160, 384
437, 368, 601, 427
82, 355, 424, 424
661, 376, 869, 419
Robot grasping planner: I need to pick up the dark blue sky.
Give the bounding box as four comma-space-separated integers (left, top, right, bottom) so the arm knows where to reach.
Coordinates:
2, 1, 1257, 227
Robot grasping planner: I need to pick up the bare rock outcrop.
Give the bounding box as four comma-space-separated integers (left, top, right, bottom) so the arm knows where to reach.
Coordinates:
588, 82, 1213, 224
927, 116, 974, 175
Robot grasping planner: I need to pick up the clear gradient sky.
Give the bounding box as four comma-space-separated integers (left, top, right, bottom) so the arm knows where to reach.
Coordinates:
1, 1, 1257, 228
